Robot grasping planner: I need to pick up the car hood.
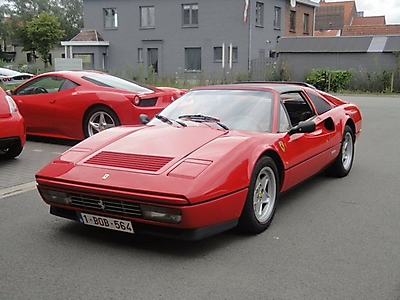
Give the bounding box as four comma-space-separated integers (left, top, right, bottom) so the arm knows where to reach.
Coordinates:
78, 125, 227, 171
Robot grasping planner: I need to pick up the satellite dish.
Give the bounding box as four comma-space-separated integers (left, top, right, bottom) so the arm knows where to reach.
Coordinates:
290, 0, 296, 7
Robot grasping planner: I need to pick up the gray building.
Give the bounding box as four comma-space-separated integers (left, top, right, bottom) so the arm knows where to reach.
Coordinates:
64, 0, 318, 79
275, 35, 400, 82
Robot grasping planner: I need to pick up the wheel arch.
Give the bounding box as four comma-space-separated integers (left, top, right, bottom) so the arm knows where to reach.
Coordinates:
345, 118, 356, 140
259, 149, 285, 191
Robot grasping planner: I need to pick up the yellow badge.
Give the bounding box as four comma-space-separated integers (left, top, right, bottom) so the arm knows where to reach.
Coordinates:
279, 141, 286, 152
102, 173, 110, 180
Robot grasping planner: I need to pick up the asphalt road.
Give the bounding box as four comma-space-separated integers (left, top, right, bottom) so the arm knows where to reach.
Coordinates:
1, 95, 399, 300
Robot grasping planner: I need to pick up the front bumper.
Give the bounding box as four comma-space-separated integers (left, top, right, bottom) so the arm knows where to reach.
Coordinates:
50, 206, 238, 241
38, 184, 248, 241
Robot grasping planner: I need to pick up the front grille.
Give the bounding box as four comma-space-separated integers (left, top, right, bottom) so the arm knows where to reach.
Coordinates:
84, 151, 173, 172
69, 193, 142, 218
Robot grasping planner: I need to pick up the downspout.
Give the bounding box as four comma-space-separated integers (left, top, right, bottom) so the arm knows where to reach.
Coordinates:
248, 1, 252, 71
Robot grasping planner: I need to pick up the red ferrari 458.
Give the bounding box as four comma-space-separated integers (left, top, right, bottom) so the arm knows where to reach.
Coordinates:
8, 70, 186, 140
36, 82, 362, 240
0, 87, 25, 160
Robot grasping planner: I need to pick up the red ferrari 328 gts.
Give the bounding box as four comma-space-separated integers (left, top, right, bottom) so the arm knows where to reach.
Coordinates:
8, 70, 186, 140
0, 87, 25, 160
36, 82, 362, 240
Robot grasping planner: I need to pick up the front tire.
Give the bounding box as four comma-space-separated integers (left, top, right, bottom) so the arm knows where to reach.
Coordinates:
327, 125, 355, 178
238, 156, 279, 234
83, 106, 120, 138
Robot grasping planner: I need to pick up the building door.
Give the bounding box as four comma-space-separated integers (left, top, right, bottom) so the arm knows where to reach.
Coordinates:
147, 48, 158, 73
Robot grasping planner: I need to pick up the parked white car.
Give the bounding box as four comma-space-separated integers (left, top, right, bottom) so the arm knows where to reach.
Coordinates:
0, 68, 34, 85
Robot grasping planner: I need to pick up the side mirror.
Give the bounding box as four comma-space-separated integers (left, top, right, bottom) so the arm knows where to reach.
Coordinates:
288, 120, 316, 135
6, 90, 12, 96
139, 114, 150, 125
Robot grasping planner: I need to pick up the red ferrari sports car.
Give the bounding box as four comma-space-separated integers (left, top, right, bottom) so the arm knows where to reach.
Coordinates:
36, 82, 362, 240
0, 88, 25, 160
8, 70, 186, 140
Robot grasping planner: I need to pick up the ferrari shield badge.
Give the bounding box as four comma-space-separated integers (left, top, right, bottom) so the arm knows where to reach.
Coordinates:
102, 173, 110, 180
279, 141, 286, 153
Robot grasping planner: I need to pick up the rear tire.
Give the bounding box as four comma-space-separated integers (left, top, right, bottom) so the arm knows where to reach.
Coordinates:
238, 156, 279, 234
83, 106, 120, 138
0, 142, 23, 160
327, 125, 355, 178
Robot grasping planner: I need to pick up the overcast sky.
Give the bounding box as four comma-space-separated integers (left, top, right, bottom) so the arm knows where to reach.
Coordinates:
325, 0, 400, 24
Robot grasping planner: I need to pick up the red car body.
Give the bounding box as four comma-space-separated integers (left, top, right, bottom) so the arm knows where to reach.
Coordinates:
36, 82, 362, 240
9, 70, 186, 140
0, 87, 25, 159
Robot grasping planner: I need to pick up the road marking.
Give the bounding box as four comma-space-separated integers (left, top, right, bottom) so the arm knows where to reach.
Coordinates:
0, 181, 37, 199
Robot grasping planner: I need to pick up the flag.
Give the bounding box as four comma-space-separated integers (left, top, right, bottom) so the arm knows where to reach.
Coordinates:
243, 0, 249, 23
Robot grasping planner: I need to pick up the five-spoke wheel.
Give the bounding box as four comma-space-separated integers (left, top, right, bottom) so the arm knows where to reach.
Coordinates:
83, 106, 120, 138
238, 156, 279, 234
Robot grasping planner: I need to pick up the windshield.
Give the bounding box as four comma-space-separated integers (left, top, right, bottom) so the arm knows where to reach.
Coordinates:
82, 73, 153, 93
148, 89, 274, 132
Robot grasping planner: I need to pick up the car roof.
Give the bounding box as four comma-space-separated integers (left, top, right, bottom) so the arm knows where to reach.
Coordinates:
191, 81, 315, 94
38, 70, 105, 80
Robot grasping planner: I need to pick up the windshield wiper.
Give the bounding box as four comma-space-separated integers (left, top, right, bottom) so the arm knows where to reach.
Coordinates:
178, 114, 229, 130
155, 114, 187, 127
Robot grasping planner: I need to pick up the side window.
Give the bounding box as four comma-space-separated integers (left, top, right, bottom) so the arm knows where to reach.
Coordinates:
15, 76, 65, 95
58, 79, 79, 92
306, 91, 332, 114
281, 92, 315, 126
278, 102, 291, 132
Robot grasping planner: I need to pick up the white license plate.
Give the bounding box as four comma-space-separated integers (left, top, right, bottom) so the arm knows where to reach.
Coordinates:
80, 212, 134, 234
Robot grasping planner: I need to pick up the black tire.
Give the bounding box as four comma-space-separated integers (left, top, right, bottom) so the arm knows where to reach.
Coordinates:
238, 156, 279, 234
83, 106, 120, 138
327, 125, 355, 178
0, 142, 23, 160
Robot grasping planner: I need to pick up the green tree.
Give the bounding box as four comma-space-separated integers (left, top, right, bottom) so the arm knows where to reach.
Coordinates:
26, 13, 64, 68
0, 0, 83, 50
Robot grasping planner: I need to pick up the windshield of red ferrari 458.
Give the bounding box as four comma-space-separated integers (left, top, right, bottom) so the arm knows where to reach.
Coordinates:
148, 89, 274, 132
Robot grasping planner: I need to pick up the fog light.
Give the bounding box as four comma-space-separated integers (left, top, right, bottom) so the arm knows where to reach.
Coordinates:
39, 189, 71, 205
141, 205, 182, 224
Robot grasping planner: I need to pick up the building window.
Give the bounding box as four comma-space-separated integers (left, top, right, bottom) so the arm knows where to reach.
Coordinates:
274, 6, 281, 29
73, 54, 94, 70
104, 8, 118, 28
303, 13, 310, 34
289, 10, 296, 32
185, 48, 201, 71
213, 46, 238, 62
140, 6, 155, 28
182, 4, 198, 27
255, 2, 264, 27
138, 48, 143, 63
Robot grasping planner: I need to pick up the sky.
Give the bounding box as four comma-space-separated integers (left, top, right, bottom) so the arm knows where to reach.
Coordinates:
325, 0, 400, 24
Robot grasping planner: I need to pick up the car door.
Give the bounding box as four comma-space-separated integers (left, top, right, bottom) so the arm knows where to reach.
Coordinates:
278, 91, 335, 189
12, 76, 65, 135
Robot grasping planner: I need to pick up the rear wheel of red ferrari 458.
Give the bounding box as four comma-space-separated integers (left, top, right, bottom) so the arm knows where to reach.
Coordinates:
327, 125, 354, 178
0, 142, 23, 160
238, 156, 279, 234
83, 106, 121, 138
